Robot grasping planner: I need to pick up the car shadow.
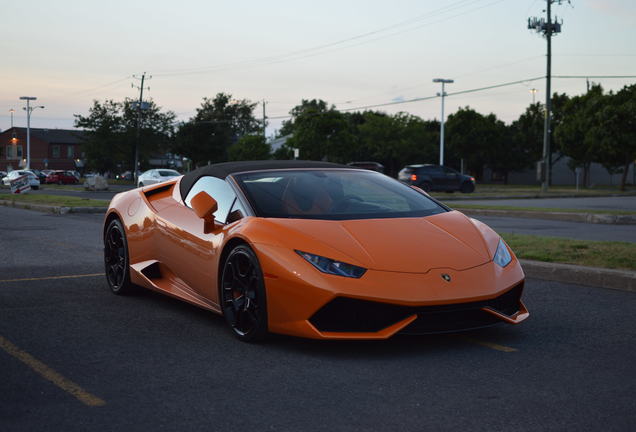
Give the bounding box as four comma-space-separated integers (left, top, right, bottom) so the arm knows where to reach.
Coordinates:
114, 283, 529, 359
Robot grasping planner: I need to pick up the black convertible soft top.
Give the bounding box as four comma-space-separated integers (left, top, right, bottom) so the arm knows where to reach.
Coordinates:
179, 160, 348, 200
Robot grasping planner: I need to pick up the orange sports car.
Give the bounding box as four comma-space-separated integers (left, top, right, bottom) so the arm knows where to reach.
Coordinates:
103, 160, 528, 341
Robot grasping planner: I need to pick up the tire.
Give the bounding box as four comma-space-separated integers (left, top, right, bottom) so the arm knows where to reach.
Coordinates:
460, 182, 475, 193
420, 182, 432, 192
138, 182, 144, 188
220, 244, 268, 342
104, 219, 135, 295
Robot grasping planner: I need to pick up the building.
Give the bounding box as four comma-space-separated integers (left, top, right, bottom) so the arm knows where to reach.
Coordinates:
0, 127, 86, 172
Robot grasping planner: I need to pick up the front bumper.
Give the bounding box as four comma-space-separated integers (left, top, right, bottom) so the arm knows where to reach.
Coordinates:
256, 243, 528, 339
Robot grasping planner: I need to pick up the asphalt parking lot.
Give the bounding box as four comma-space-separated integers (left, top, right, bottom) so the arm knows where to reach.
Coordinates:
1, 207, 635, 431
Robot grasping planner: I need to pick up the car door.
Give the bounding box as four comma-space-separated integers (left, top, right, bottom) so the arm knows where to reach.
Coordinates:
441, 166, 462, 190
420, 166, 445, 190
152, 176, 240, 305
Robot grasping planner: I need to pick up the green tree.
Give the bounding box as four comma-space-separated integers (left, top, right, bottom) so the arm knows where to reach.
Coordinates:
281, 99, 354, 162
173, 93, 260, 167
228, 135, 271, 161
355, 111, 438, 176
589, 84, 636, 190
555, 85, 604, 187
74, 99, 175, 173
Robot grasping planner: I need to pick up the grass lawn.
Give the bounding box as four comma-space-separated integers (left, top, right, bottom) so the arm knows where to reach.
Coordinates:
452, 204, 636, 216
0, 193, 109, 207
502, 233, 636, 271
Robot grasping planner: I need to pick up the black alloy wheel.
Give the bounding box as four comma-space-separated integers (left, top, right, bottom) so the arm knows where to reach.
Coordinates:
420, 182, 433, 192
104, 219, 134, 294
220, 245, 268, 342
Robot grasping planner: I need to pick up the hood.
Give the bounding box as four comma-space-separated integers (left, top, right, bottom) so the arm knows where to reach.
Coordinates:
265, 211, 495, 273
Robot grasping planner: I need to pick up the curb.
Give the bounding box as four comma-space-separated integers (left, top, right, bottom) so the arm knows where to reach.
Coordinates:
456, 207, 636, 225
520, 259, 636, 292
0, 199, 106, 214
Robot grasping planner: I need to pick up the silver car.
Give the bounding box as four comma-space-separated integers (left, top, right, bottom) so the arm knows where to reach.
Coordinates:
137, 169, 181, 187
2, 170, 41, 189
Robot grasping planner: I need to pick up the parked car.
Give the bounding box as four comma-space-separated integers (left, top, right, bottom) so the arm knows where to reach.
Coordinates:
346, 161, 385, 173
103, 160, 527, 341
67, 170, 81, 180
41, 169, 54, 177
398, 164, 475, 193
137, 169, 181, 187
45, 170, 79, 185
26, 169, 47, 183
2, 170, 40, 189
0, 171, 7, 180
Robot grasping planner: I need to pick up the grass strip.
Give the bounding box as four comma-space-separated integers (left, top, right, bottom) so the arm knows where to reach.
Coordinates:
0, 193, 109, 207
453, 204, 636, 216
501, 233, 636, 271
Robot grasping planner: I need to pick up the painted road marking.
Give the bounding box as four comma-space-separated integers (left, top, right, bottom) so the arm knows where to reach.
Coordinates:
459, 336, 518, 352
0, 335, 106, 407
0, 273, 104, 283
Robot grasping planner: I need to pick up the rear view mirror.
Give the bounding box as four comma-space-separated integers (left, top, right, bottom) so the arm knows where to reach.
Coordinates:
190, 191, 218, 233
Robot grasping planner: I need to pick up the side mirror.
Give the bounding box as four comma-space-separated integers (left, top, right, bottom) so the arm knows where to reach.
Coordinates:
190, 191, 218, 233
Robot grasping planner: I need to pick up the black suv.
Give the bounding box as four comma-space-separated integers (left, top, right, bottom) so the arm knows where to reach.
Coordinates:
398, 164, 475, 193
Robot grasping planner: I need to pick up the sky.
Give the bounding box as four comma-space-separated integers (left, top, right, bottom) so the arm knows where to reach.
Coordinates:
1, 0, 635, 137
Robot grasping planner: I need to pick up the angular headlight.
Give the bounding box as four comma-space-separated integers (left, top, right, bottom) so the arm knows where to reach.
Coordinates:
296, 250, 366, 278
493, 238, 512, 267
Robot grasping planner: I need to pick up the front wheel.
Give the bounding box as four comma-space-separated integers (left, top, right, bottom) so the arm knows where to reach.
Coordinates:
220, 244, 268, 342
104, 219, 134, 295
138, 182, 144, 188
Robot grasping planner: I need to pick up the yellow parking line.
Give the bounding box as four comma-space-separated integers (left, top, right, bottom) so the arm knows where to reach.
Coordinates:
459, 336, 518, 352
0, 273, 104, 283
0, 335, 106, 407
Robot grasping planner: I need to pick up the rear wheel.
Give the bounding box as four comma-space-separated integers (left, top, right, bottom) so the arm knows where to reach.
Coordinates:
220, 244, 268, 342
460, 182, 475, 193
104, 219, 134, 295
138, 182, 144, 188
420, 181, 432, 192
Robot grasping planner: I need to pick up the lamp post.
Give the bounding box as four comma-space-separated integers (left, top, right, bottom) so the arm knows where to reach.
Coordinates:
19, 96, 45, 170
433, 78, 454, 166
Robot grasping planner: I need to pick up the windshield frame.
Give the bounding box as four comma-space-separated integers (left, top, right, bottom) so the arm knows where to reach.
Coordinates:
230, 168, 449, 221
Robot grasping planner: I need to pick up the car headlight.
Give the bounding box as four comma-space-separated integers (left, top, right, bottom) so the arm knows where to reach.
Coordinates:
493, 238, 512, 267
296, 250, 366, 278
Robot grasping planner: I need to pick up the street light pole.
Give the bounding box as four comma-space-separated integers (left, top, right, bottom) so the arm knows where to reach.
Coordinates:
9, 109, 15, 128
19, 97, 44, 170
433, 78, 454, 166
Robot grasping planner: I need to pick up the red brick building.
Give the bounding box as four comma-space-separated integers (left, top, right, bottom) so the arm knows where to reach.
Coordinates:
0, 127, 86, 171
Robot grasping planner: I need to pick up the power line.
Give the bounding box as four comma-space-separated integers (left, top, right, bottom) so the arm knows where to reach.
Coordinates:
266, 74, 636, 120
152, 0, 506, 78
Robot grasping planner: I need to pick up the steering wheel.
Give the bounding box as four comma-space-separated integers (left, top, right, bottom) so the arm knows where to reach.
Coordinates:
332, 195, 363, 212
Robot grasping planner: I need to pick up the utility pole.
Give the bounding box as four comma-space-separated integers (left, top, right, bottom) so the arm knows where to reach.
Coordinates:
433, 78, 454, 166
19, 96, 44, 170
262, 99, 267, 139
132, 73, 151, 184
528, 0, 567, 192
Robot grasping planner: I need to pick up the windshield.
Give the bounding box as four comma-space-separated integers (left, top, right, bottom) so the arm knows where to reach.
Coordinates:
159, 170, 180, 177
234, 169, 447, 220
